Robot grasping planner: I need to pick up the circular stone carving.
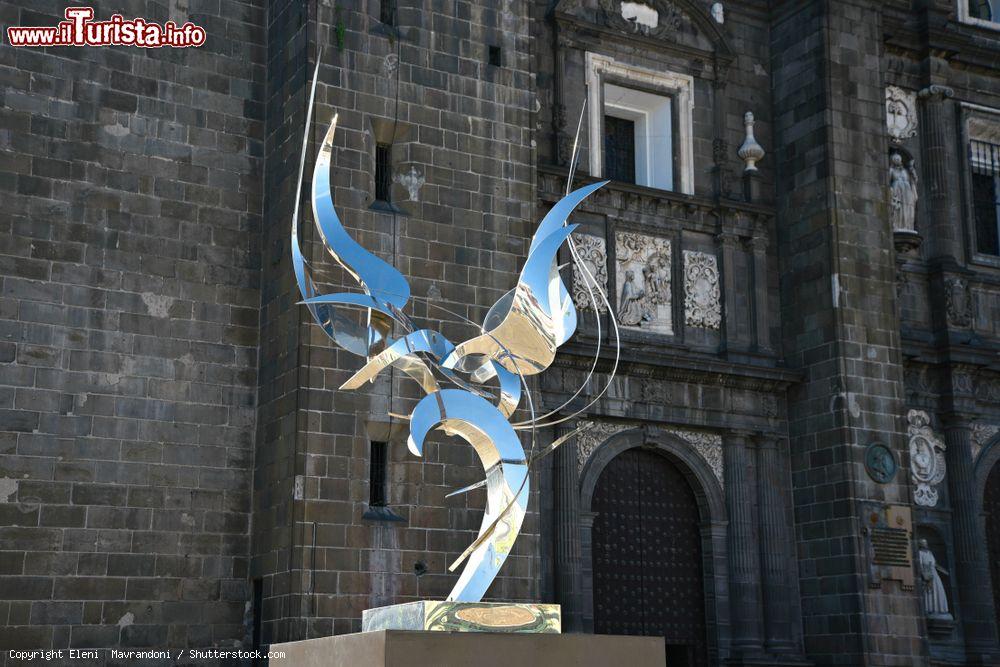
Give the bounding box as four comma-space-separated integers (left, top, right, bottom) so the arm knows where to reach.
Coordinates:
865, 442, 898, 484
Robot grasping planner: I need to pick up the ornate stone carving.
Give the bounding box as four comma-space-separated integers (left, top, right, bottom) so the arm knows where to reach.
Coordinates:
973, 423, 1000, 460
665, 428, 724, 488
945, 277, 973, 327
571, 234, 608, 312
886, 86, 918, 143
711, 2, 724, 24
738, 112, 765, 172
615, 231, 672, 334
683, 250, 721, 329
576, 420, 638, 471
907, 409, 946, 508
889, 152, 918, 233
598, 0, 694, 38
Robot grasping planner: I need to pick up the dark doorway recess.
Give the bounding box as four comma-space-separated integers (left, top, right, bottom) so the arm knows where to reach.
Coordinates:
592, 447, 709, 667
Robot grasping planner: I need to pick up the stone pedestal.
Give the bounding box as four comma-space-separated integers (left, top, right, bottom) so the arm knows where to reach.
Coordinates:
270, 630, 665, 667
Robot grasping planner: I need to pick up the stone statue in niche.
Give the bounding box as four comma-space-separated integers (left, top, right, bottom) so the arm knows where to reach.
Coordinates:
945, 277, 973, 327
711, 2, 724, 24
615, 231, 672, 334
918, 540, 952, 621
889, 152, 918, 233
618, 269, 653, 326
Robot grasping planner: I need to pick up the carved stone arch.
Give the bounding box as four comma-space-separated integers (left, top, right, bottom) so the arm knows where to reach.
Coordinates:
976, 432, 1000, 638
579, 427, 725, 520
577, 426, 727, 664
975, 431, 1000, 502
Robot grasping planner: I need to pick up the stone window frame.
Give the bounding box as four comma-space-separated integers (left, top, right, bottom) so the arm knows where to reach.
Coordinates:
957, 0, 1000, 31
585, 52, 695, 196
960, 102, 1000, 270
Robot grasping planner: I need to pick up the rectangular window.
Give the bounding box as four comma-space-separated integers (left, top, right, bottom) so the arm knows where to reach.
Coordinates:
380, 0, 397, 26
604, 115, 636, 184
601, 83, 674, 190
375, 143, 392, 203
971, 139, 1000, 256
488, 45, 502, 67
969, 0, 997, 21
369, 441, 388, 507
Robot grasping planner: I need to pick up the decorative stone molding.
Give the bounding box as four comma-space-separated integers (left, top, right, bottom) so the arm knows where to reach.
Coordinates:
907, 410, 946, 507
683, 250, 721, 329
394, 166, 425, 201
615, 231, 672, 333
571, 234, 608, 312
585, 52, 695, 195
885, 86, 918, 143
973, 423, 1000, 461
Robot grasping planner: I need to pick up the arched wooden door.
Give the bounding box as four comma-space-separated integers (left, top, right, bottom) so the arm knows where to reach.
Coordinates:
984, 460, 1000, 626
591, 447, 709, 667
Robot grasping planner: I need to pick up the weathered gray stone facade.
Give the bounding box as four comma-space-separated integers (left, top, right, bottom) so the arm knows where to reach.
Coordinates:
2, 1, 1000, 666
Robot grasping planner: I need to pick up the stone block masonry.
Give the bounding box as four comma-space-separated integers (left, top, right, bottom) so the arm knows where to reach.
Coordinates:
0, 0, 264, 653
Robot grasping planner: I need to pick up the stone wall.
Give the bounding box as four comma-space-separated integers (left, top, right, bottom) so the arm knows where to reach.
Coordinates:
0, 0, 264, 653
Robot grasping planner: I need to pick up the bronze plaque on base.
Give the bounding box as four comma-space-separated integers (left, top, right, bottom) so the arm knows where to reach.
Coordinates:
361, 601, 561, 634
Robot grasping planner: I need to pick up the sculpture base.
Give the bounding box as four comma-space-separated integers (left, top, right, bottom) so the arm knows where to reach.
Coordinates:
893, 229, 922, 254
362, 601, 560, 634
270, 630, 665, 667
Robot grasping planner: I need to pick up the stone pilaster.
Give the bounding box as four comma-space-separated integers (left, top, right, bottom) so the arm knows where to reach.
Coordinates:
724, 430, 763, 656
756, 436, 797, 655
944, 412, 1000, 663
749, 233, 772, 354
553, 423, 583, 631
718, 232, 745, 354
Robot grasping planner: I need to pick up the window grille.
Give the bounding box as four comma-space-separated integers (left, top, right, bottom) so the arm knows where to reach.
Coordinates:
369, 441, 389, 507
970, 139, 1000, 256
604, 115, 636, 184
375, 143, 392, 203
380, 0, 397, 26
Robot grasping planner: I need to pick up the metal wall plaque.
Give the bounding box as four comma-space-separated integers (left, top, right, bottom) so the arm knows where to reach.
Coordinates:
864, 442, 897, 484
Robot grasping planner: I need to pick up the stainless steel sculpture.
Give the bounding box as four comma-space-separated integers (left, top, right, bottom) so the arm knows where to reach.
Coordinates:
292, 62, 619, 602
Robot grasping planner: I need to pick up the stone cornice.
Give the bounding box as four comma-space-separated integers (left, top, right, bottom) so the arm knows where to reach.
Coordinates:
555, 344, 800, 392
538, 167, 775, 231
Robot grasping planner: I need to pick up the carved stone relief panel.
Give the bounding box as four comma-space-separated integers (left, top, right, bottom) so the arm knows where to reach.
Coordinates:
665, 428, 724, 488
907, 409, 946, 508
886, 86, 918, 143
615, 231, 672, 334
571, 234, 608, 312
683, 250, 721, 329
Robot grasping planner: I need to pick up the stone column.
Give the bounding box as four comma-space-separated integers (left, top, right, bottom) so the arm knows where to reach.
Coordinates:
756, 436, 796, 654
944, 413, 999, 662
724, 430, 763, 656
553, 423, 583, 631
748, 232, 771, 354
917, 85, 959, 261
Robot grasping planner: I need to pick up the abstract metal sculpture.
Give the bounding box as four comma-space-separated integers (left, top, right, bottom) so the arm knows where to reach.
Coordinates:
292, 61, 617, 603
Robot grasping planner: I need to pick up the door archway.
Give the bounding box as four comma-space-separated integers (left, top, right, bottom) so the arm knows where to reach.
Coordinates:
591, 446, 709, 667
983, 458, 1000, 626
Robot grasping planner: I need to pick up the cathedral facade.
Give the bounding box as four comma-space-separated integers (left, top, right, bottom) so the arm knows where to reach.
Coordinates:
3, 1, 1000, 665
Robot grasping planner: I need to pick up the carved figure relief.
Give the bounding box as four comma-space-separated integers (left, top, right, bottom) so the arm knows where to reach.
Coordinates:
683, 250, 721, 329
598, 0, 693, 37
945, 277, 973, 327
571, 234, 608, 312
886, 86, 918, 143
908, 410, 946, 508
889, 152, 918, 233
615, 231, 672, 334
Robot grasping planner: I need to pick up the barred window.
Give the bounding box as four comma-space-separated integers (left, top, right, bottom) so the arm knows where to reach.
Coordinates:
971, 139, 1000, 256
604, 115, 636, 184
369, 441, 388, 507
375, 143, 392, 203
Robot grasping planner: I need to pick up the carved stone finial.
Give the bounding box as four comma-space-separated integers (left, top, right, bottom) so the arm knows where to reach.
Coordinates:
737, 111, 765, 172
